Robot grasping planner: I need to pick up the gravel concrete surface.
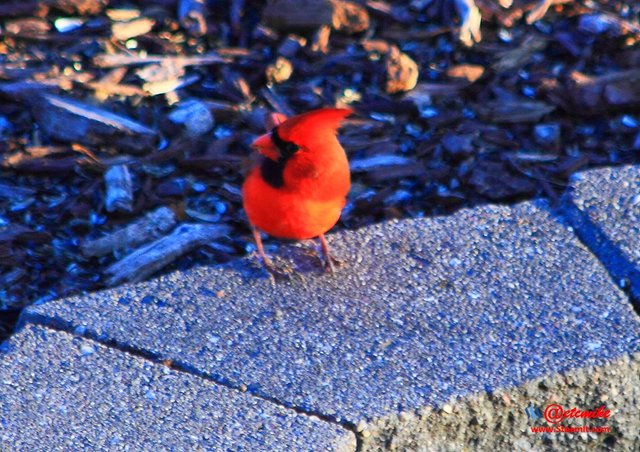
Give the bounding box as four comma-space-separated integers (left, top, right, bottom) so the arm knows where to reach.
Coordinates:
23, 199, 640, 447
561, 165, 640, 301
370, 351, 640, 451
0, 325, 356, 451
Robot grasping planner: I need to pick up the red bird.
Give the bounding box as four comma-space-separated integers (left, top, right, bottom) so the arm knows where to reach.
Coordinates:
242, 108, 352, 274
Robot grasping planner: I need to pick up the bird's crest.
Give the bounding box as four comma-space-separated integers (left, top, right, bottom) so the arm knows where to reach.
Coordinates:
278, 108, 352, 142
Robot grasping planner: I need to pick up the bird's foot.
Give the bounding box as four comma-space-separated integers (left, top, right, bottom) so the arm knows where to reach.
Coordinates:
253, 253, 304, 284
317, 234, 346, 275
321, 253, 346, 274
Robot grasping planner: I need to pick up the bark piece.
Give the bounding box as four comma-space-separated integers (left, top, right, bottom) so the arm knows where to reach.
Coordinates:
93, 53, 228, 68
555, 69, 640, 114
85, 67, 146, 101
85, 81, 147, 100
350, 155, 414, 172
475, 99, 555, 123
111, 17, 155, 41
0, 183, 36, 199
47, 0, 108, 15
0, 81, 58, 100
0, 2, 48, 17
178, 0, 207, 36
492, 36, 548, 72
442, 134, 475, 158
260, 86, 295, 116
468, 161, 538, 200
266, 57, 293, 84
0, 225, 51, 244
311, 25, 331, 54
534, 123, 561, 147
447, 64, 484, 83
105, 223, 231, 286
263, 0, 369, 34
106, 8, 140, 21
454, 0, 482, 46
104, 165, 134, 213
81, 206, 177, 257
385, 46, 419, 94
168, 99, 215, 136
0, 145, 96, 174
5, 18, 50, 36
32, 94, 158, 153
278, 34, 307, 57
143, 75, 199, 96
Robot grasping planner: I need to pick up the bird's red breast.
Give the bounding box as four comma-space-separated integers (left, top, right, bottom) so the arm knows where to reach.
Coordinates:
242, 108, 352, 240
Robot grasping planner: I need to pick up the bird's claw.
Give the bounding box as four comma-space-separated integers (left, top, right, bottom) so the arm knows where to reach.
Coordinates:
321, 253, 345, 274
263, 258, 293, 280
254, 253, 305, 284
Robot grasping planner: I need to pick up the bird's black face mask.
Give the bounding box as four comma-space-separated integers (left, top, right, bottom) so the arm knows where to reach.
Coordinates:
260, 126, 300, 188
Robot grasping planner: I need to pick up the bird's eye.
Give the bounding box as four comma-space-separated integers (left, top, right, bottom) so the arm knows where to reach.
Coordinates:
283, 141, 299, 154
271, 127, 300, 159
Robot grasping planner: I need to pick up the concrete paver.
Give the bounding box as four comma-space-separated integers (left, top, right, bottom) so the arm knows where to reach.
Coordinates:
561, 164, 640, 300
24, 199, 640, 448
0, 325, 356, 451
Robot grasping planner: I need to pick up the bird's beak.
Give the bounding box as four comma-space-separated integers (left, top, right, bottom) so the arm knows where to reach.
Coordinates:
251, 133, 279, 161
252, 133, 272, 150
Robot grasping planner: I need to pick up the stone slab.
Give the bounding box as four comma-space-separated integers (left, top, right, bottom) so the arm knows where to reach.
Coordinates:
0, 325, 356, 451
375, 351, 640, 451
24, 200, 640, 447
560, 164, 640, 301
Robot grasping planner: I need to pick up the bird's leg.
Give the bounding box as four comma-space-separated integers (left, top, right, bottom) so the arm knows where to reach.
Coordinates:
252, 226, 272, 267
318, 234, 344, 273
251, 226, 294, 281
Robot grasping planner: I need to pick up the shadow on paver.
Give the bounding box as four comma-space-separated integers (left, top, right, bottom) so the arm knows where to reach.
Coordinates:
559, 201, 640, 308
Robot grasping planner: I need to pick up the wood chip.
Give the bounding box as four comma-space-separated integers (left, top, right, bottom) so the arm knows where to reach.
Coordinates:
179, 0, 208, 36
105, 223, 231, 286
264, 0, 369, 34
48, 0, 107, 15
455, 0, 482, 46
447, 64, 484, 83
0, 224, 50, 243
0, 80, 57, 100
266, 57, 293, 84
559, 69, 640, 113
0, 2, 48, 18
350, 155, 414, 172
106, 8, 141, 22
143, 75, 199, 96
93, 53, 228, 68
469, 161, 538, 200
5, 17, 50, 36
385, 46, 419, 94
111, 17, 155, 41
81, 206, 177, 257
0, 150, 89, 174
475, 99, 555, 123
32, 94, 159, 153
104, 165, 134, 213
85, 81, 147, 99
493, 35, 548, 72
277, 34, 307, 57
0, 182, 36, 199
311, 25, 331, 54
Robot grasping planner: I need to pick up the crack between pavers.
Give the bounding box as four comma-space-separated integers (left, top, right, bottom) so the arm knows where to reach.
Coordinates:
552, 201, 640, 320
20, 311, 364, 452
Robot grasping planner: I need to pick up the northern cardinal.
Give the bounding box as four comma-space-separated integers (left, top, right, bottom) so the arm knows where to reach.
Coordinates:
242, 108, 352, 274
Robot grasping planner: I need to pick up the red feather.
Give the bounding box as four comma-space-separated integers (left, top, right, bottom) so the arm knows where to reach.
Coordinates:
277, 108, 352, 143
243, 108, 352, 240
